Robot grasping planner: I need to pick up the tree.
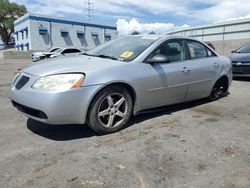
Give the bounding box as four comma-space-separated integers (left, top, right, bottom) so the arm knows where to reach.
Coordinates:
131, 31, 140, 35
0, 0, 26, 45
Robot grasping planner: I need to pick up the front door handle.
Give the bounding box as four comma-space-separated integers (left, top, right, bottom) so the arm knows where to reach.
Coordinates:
182, 67, 190, 73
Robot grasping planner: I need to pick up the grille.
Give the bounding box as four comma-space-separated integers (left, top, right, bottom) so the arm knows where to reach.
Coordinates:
12, 101, 48, 119
233, 65, 250, 74
15, 76, 30, 90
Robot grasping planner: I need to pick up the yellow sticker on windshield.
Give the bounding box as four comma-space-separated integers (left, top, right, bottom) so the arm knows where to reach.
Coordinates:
120, 51, 134, 58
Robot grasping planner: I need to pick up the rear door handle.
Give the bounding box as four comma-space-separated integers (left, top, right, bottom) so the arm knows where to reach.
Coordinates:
214, 62, 220, 68
182, 67, 190, 73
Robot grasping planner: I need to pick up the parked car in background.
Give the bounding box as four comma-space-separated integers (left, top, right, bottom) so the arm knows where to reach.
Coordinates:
10, 35, 232, 134
47, 48, 82, 59
204, 41, 216, 51
32, 48, 82, 62
31, 47, 61, 62
230, 42, 250, 77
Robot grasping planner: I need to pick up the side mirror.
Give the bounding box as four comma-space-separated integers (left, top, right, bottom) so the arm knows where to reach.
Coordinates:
146, 54, 170, 64
231, 50, 236, 53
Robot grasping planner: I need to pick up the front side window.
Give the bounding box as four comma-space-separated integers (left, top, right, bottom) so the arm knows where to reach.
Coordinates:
150, 40, 186, 63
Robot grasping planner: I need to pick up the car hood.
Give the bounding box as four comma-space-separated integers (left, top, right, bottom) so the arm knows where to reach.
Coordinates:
23, 55, 123, 77
229, 53, 250, 62
32, 52, 45, 56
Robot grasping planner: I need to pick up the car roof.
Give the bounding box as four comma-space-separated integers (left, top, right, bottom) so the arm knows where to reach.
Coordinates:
128, 34, 202, 41
61, 47, 81, 50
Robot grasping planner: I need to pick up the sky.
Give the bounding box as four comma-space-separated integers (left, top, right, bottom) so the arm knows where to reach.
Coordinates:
10, 0, 250, 35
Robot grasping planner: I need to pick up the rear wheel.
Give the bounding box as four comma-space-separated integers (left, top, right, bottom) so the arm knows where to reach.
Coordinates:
209, 78, 228, 101
87, 86, 133, 134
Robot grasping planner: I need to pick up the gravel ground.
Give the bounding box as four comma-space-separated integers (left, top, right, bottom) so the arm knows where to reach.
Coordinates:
0, 59, 250, 188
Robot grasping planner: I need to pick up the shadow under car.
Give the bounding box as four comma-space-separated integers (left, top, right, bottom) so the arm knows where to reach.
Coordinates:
27, 97, 224, 141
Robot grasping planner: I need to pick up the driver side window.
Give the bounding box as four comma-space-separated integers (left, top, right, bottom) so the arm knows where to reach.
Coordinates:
153, 40, 186, 63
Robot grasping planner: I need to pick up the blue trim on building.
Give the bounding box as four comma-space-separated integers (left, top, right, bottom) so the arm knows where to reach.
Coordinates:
14, 15, 117, 30
60, 29, 69, 33
91, 32, 99, 36
39, 26, 48, 31
105, 33, 111, 37
77, 30, 84, 34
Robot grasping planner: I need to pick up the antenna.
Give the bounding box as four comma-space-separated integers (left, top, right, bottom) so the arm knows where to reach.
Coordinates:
84, 0, 94, 21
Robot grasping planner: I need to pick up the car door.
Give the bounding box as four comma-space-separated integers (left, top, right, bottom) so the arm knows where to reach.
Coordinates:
184, 40, 221, 100
141, 39, 190, 108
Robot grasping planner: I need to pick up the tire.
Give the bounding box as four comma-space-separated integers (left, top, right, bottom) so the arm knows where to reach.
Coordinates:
87, 85, 133, 134
209, 78, 229, 101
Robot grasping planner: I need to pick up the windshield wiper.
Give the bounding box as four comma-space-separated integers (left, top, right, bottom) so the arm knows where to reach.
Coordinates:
82, 53, 124, 61
96, 54, 119, 60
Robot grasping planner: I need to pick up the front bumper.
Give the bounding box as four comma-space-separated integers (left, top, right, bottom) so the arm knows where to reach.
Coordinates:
10, 72, 103, 124
32, 56, 40, 62
232, 63, 250, 77
233, 73, 250, 78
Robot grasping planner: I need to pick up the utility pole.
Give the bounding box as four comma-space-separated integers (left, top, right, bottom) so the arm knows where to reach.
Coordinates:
84, 0, 94, 21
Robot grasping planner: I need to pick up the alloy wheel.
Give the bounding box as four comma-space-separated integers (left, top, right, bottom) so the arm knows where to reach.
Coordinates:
98, 93, 128, 128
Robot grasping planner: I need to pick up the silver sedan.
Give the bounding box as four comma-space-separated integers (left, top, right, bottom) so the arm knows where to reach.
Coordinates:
10, 35, 232, 134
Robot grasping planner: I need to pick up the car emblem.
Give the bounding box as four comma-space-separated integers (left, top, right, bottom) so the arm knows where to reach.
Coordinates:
236, 62, 242, 66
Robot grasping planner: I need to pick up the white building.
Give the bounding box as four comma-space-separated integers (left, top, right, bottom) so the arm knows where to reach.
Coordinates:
14, 13, 117, 51
166, 18, 250, 55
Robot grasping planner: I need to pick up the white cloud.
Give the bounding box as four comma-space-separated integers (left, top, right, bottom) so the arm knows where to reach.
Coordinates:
214, 14, 250, 23
10, 0, 250, 32
190, 0, 250, 22
116, 18, 189, 35
12, 0, 250, 23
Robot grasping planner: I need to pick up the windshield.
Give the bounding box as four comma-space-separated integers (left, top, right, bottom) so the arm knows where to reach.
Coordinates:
85, 36, 159, 62
51, 48, 63, 53
49, 48, 60, 53
236, 43, 250, 53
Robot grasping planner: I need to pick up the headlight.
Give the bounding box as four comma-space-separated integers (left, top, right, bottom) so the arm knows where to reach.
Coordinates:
32, 74, 85, 91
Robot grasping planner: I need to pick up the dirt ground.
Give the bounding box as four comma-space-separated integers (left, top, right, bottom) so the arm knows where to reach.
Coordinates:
0, 59, 250, 188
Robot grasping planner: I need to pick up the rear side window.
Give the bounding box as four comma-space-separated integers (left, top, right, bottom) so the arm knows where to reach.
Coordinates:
187, 41, 216, 59
62, 49, 80, 54
62, 49, 71, 54
187, 41, 207, 59
71, 49, 81, 53
207, 48, 216, 57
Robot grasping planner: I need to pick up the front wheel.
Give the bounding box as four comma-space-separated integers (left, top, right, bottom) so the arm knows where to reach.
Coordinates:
87, 86, 133, 134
